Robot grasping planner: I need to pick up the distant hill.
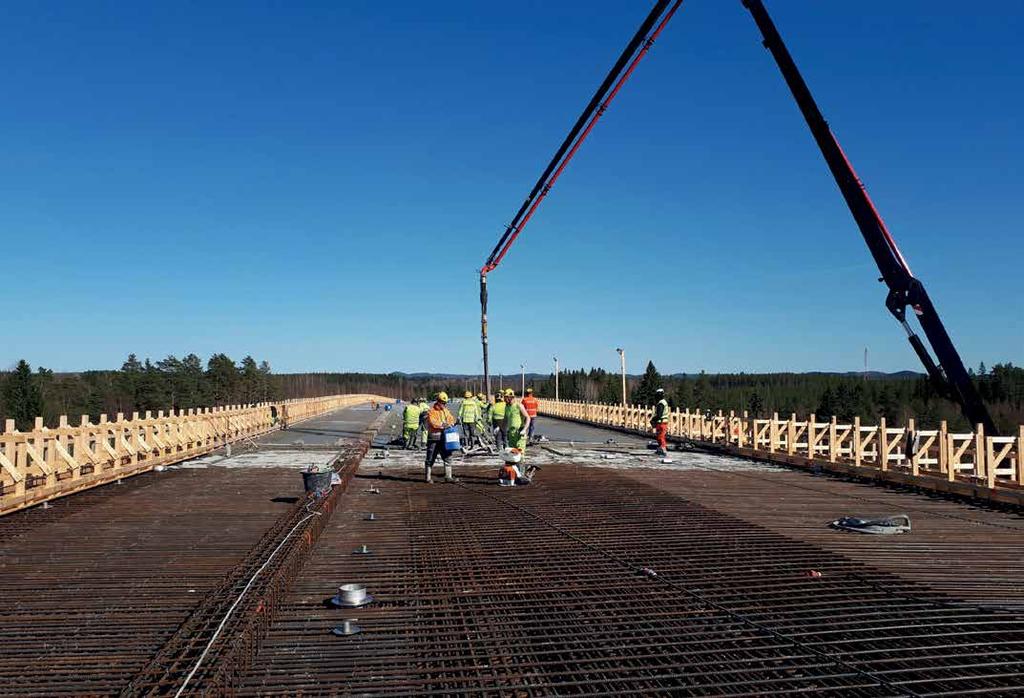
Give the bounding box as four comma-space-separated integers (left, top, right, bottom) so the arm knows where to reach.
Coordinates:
666, 370, 924, 381
390, 370, 925, 381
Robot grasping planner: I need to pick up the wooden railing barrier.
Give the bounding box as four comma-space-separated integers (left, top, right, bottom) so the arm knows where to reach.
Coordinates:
0, 393, 391, 516
537, 399, 1024, 505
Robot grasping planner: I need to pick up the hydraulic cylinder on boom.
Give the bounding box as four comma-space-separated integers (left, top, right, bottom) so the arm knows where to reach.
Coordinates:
742, 0, 996, 434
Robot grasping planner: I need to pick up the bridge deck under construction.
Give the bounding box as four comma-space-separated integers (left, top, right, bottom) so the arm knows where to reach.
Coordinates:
238, 449, 1024, 696
3, 411, 1024, 695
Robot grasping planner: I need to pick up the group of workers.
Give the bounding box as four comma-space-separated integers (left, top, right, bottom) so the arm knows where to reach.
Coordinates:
400, 387, 541, 483
399, 385, 672, 484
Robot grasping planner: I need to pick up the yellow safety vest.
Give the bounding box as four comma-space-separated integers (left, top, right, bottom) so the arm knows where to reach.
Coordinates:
403, 403, 421, 428
655, 398, 670, 424
506, 401, 523, 430
492, 401, 507, 419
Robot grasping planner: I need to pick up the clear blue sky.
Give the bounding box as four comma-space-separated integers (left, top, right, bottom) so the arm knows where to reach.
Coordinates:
3, 1, 1021, 376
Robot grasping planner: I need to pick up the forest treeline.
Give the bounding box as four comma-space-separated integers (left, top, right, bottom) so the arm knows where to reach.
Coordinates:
0, 353, 475, 430
526, 361, 1024, 434
1, 354, 1022, 434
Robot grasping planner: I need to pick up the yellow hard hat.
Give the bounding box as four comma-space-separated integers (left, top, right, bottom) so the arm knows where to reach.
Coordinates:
464, 390, 473, 398
437, 391, 449, 402
526, 387, 534, 394
504, 389, 515, 397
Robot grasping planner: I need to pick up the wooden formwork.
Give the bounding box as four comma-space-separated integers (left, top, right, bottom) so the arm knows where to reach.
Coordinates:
0, 393, 390, 516
538, 399, 1024, 505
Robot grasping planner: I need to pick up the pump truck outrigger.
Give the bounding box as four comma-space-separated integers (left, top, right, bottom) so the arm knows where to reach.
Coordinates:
479, 0, 997, 436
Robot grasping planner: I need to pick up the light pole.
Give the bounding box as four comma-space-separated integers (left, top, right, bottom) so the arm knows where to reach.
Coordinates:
616, 347, 627, 408
520, 363, 526, 395
553, 356, 560, 402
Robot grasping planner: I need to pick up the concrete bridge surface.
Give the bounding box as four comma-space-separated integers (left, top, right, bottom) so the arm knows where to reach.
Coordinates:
2, 403, 1023, 695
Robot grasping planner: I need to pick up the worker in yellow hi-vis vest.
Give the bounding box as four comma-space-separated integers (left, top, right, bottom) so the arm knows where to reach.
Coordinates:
458, 391, 481, 450
491, 390, 507, 450
402, 400, 422, 449
503, 389, 531, 455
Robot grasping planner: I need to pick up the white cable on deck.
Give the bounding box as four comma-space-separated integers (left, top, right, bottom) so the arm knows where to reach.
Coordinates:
174, 504, 321, 697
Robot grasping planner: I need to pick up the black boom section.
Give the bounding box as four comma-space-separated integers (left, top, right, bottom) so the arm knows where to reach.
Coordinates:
742, 0, 996, 434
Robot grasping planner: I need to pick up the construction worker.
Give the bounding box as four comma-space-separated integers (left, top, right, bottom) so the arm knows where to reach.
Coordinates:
424, 392, 457, 483
491, 390, 507, 450
458, 390, 481, 449
521, 387, 539, 440
651, 387, 671, 456
476, 392, 490, 429
504, 389, 531, 454
416, 396, 430, 449
401, 399, 422, 449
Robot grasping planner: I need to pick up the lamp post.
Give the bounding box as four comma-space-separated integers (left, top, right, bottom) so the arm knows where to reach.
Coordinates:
616, 347, 627, 424
553, 356, 560, 402
520, 363, 526, 395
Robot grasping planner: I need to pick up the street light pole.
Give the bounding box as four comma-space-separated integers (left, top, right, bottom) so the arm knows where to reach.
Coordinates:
520, 363, 526, 395
616, 348, 627, 421
553, 356, 559, 402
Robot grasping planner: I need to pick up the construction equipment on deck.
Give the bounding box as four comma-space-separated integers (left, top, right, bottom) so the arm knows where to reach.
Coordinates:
478, 0, 684, 397
742, 0, 997, 434
478, 0, 997, 435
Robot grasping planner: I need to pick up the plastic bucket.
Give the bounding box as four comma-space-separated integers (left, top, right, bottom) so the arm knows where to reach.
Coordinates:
302, 470, 333, 494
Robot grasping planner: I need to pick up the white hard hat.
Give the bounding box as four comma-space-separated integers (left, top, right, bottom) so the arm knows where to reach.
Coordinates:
502, 448, 523, 464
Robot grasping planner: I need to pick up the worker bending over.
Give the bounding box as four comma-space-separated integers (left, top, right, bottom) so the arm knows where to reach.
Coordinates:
458, 391, 481, 449
503, 389, 531, 454
491, 390, 507, 450
425, 392, 458, 483
521, 387, 539, 440
651, 387, 670, 456
498, 448, 536, 487
476, 392, 490, 430
401, 399, 422, 449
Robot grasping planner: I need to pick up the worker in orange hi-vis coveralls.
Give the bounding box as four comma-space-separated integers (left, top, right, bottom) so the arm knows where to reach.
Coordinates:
650, 388, 670, 457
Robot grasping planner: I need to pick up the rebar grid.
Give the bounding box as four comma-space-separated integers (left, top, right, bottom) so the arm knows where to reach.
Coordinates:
239, 465, 1024, 695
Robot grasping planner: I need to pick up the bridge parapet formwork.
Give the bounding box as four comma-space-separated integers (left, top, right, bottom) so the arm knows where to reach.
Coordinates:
538, 398, 1024, 505
0, 393, 391, 516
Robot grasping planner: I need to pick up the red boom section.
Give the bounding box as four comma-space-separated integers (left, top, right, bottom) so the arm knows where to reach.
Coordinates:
482, 0, 684, 274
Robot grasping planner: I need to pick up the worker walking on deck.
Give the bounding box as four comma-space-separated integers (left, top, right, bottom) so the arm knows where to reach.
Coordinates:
402, 399, 422, 449
425, 392, 458, 483
491, 390, 507, 450
416, 396, 430, 449
651, 388, 670, 456
458, 391, 481, 449
504, 389, 531, 455
521, 387, 539, 441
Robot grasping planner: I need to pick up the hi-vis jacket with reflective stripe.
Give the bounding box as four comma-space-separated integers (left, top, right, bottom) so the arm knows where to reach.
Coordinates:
403, 403, 421, 428
654, 398, 670, 424
458, 397, 480, 423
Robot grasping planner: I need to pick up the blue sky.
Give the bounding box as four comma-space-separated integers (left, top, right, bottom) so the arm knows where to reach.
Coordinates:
2, 1, 1021, 376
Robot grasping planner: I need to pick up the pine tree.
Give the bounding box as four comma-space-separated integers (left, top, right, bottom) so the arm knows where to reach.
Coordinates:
747, 390, 764, 418
206, 353, 240, 405
692, 371, 710, 409
2, 360, 44, 430
180, 354, 207, 408
631, 361, 663, 406
240, 356, 262, 404
137, 359, 169, 412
